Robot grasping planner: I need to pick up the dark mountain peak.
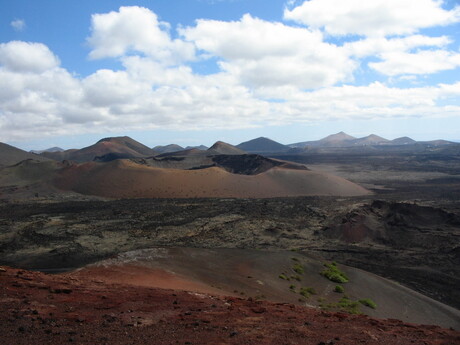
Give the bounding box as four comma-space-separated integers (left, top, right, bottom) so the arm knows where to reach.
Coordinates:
320, 132, 356, 142
97, 136, 132, 144
30, 147, 64, 154
236, 137, 287, 153
153, 144, 184, 154
392, 137, 416, 145
208, 141, 246, 155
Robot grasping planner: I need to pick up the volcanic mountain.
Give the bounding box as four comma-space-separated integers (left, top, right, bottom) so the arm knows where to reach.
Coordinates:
236, 137, 289, 153
43, 136, 156, 162
53, 158, 369, 198
351, 134, 389, 146
152, 144, 184, 154
290, 131, 357, 148
391, 136, 416, 145
30, 147, 64, 154
0, 142, 50, 167
206, 141, 246, 155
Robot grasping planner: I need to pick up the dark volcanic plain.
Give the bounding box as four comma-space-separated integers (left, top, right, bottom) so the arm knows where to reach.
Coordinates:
1, 140, 460, 342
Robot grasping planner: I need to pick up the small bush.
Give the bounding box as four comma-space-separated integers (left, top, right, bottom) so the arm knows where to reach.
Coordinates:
337, 296, 361, 314
289, 284, 296, 290
359, 298, 377, 309
279, 274, 289, 280
334, 285, 345, 293
299, 287, 316, 298
291, 257, 300, 262
320, 263, 349, 283
291, 275, 302, 281
292, 263, 305, 275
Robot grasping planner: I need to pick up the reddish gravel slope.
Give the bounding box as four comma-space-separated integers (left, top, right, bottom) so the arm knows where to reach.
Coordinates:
1, 267, 458, 345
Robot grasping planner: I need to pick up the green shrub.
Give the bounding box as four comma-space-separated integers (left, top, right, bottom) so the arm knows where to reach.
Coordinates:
291, 275, 302, 281
320, 263, 349, 283
334, 285, 345, 293
292, 263, 305, 275
279, 274, 289, 280
299, 287, 316, 298
359, 298, 377, 309
337, 296, 361, 314
289, 284, 296, 290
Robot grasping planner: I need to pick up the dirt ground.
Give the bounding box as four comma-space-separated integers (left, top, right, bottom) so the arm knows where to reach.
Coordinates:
1, 266, 459, 345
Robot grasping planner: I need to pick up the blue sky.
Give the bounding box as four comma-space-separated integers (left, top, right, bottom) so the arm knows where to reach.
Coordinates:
1, 0, 460, 150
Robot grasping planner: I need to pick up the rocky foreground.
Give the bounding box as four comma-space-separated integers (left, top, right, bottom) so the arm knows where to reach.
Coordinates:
1, 267, 458, 345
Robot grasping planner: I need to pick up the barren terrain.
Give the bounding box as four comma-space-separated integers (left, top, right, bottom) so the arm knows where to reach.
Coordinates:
1, 142, 459, 342
1, 266, 459, 345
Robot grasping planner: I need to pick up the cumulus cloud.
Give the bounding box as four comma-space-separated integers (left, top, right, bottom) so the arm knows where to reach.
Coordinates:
181, 14, 355, 88
87, 6, 195, 64
0, 41, 60, 73
11, 19, 26, 32
344, 35, 452, 58
0, 5, 459, 142
284, 0, 460, 37
370, 50, 460, 76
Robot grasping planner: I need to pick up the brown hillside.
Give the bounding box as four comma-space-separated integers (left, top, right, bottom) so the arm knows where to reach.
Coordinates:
43, 136, 155, 162
0, 142, 50, 167
54, 159, 370, 198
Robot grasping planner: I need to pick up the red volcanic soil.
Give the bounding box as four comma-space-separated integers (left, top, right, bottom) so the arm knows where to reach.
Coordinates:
1, 266, 459, 345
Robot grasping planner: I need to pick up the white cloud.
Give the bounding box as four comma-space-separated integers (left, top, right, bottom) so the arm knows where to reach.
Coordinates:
1, 5, 460, 143
284, 0, 460, 37
10, 19, 26, 32
87, 6, 195, 64
181, 14, 355, 88
344, 35, 452, 58
370, 50, 460, 76
0, 41, 60, 73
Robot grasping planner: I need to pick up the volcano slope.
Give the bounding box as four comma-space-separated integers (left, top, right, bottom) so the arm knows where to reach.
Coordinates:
71, 247, 460, 329
53, 157, 370, 198
1, 266, 459, 345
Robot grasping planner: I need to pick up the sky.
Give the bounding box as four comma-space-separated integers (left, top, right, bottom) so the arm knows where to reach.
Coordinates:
1, 0, 460, 150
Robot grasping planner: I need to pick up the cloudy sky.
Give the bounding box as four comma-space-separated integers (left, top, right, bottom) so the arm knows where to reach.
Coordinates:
1, 0, 460, 150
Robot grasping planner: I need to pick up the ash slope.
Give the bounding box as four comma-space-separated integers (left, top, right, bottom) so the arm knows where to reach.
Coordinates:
1, 267, 458, 345
53, 159, 369, 198
74, 247, 460, 329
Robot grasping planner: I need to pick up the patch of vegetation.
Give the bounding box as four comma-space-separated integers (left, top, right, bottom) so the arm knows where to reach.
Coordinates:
299, 287, 317, 298
334, 285, 345, 293
320, 262, 349, 283
321, 296, 361, 314
359, 298, 377, 309
291, 275, 301, 281
291, 257, 300, 262
292, 263, 304, 275
289, 284, 296, 291
278, 273, 289, 280
337, 296, 361, 314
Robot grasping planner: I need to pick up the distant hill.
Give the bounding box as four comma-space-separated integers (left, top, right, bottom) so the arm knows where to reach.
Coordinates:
290, 132, 357, 148
289, 132, 456, 148
43, 136, 156, 162
30, 147, 64, 154
185, 145, 208, 151
236, 137, 288, 153
391, 137, 416, 145
0, 142, 50, 167
207, 141, 246, 155
153, 144, 184, 154
351, 134, 389, 146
